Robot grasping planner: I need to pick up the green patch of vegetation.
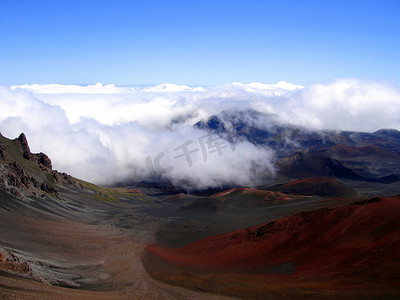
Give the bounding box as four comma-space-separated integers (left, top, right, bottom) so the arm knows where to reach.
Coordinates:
45, 172, 56, 184
76, 178, 150, 203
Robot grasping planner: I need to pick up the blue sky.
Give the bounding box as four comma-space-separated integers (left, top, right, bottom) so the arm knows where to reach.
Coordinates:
0, 0, 399, 86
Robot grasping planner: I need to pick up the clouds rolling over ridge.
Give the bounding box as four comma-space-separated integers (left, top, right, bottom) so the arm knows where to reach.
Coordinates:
1, 79, 399, 188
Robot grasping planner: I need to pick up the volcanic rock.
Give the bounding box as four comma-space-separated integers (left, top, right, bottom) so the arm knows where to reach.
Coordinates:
8, 162, 30, 188
0, 250, 31, 274
35, 152, 52, 169
0, 141, 5, 160
40, 183, 56, 194
17, 133, 32, 160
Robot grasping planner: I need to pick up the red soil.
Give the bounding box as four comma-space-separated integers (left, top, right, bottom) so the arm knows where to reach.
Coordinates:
209, 188, 248, 198
145, 196, 400, 297
282, 177, 334, 187
164, 193, 197, 202
210, 187, 300, 201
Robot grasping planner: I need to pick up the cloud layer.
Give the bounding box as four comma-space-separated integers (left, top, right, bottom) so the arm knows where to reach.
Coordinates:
1, 79, 400, 188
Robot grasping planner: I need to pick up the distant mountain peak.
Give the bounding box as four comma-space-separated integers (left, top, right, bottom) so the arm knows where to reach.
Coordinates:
373, 128, 400, 137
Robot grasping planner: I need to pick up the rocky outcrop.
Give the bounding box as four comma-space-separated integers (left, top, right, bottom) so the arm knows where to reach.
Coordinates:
1, 161, 43, 196
0, 141, 5, 160
0, 133, 79, 200
0, 249, 31, 275
15, 133, 52, 169
52, 170, 83, 189
40, 183, 56, 193
0, 162, 45, 199
8, 162, 30, 188
34, 152, 52, 169
17, 133, 32, 160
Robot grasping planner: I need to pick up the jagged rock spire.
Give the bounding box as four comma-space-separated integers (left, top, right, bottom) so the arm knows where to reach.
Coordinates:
15, 133, 53, 169
17, 133, 32, 160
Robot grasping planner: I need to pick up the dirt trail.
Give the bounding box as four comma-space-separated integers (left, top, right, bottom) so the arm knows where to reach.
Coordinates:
0, 208, 233, 300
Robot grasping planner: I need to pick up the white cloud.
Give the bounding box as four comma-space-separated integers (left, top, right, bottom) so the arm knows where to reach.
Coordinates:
11, 82, 133, 94
234, 80, 304, 96
141, 83, 205, 92
247, 81, 304, 91
276, 79, 400, 131
1, 79, 400, 187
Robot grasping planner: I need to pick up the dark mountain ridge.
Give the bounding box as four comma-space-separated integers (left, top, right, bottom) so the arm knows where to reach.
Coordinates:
194, 109, 400, 187
195, 109, 400, 155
